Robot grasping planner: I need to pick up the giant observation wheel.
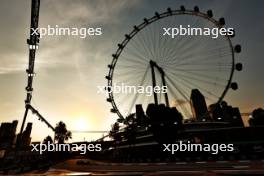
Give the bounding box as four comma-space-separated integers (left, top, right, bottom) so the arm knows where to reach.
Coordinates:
105, 6, 242, 122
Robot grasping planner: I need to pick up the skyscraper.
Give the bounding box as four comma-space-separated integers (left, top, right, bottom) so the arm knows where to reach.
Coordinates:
0, 120, 18, 149
190, 89, 210, 121
16, 122, 32, 149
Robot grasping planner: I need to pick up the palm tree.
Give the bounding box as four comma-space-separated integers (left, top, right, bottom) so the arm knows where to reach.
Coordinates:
43, 135, 53, 144
109, 122, 122, 149
123, 113, 137, 144
54, 121, 72, 144
249, 108, 264, 126
109, 122, 121, 142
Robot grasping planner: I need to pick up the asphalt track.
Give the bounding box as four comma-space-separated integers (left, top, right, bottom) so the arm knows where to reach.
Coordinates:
24, 159, 264, 176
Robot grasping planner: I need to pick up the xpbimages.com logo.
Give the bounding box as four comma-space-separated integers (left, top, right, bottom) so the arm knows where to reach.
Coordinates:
31, 142, 102, 154
31, 25, 102, 38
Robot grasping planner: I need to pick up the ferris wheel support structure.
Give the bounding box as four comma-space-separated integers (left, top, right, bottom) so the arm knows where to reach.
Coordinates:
150, 60, 169, 107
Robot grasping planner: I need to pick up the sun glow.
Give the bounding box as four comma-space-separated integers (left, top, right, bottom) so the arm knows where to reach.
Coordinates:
73, 116, 89, 131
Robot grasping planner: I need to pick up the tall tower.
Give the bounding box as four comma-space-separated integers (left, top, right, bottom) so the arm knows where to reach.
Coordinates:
190, 89, 210, 121
20, 0, 40, 135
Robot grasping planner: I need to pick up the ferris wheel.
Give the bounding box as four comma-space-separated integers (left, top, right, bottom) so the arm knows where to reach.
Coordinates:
105, 6, 242, 122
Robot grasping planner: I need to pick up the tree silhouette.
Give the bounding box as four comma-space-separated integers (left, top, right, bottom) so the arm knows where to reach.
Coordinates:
109, 122, 122, 144
249, 108, 264, 126
54, 121, 72, 144
43, 135, 53, 144
123, 113, 137, 144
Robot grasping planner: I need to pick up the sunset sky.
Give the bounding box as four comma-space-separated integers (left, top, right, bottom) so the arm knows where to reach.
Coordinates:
0, 0, 263, 142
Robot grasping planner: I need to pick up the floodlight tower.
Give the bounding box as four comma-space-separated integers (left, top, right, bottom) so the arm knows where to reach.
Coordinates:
20, 0, 40, 135
20, 0, 55, 136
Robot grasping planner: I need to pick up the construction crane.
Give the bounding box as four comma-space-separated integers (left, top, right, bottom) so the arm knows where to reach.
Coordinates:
20, 0, 55, 135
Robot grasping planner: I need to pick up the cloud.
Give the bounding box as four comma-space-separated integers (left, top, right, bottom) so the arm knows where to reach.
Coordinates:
0, 0, 141, 75
41, 0, 141, 25
172, 99, 189, 106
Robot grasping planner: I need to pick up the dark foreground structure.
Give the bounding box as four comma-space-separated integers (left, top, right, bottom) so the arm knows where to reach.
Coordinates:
92, 104, 264, 163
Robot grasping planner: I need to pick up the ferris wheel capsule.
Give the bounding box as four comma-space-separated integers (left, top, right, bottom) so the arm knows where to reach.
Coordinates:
234, 45, 242, 53
167, 8, 172, 14
219, 17, 225, 26
236, 63, 243, 71
231, 82, 238, 90
207, 10, 213, 18
194, 6, 200, 12
180, 6, 186, 11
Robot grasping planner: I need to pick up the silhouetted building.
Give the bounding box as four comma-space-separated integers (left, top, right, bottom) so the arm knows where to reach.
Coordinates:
146, 103, 183, 143
209, 103, 224, 121
209, 102, 244, 127
221, 102, 244, 127
16, 122, 32, 149
136, 104, 144, 117
0, 120, 18, 149
231, 107, 244, 127
135, 104, 150, 128
190, 89, 210, 121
